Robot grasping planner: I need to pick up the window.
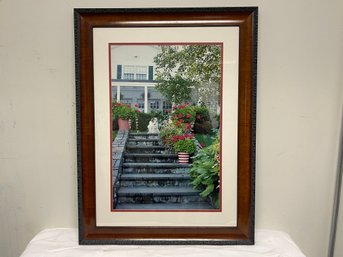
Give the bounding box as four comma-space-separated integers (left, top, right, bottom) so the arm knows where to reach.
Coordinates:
136, 66, 147, 80
150, 101, 159, 110
123, 65, 135, 80
163, 101, 172, 113
122, 65, 148, 80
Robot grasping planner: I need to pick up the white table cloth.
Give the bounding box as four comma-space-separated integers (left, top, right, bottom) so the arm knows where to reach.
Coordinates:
20, 228, 306, 257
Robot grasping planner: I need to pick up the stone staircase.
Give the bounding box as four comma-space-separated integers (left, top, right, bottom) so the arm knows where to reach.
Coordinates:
115, 132, 214, 210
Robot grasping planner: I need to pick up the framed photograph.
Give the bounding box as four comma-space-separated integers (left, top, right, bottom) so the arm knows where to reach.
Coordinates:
75, 7, 257, 245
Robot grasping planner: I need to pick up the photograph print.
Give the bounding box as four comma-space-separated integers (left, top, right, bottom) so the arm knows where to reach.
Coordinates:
110, 43, 223, 211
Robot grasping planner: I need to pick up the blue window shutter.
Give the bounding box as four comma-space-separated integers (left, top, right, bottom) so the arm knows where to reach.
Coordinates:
117, 65, 122, 80
148, 66, 153, 81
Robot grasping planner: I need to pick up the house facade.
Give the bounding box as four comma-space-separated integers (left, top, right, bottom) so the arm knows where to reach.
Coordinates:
110, 45, 171, 113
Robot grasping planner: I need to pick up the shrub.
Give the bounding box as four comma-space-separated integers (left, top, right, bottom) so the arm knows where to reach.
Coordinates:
193, 105, 212, 134
136, 112, 152, 132
193, 121, 212, 134
193, 106, 210, 123
194, 133, 216, 148
189, 133, 220, 208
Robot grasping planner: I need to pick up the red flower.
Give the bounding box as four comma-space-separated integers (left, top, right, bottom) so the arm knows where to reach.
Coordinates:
186, 113, 191, 118
179, 119, 184, 123
178, 113, 183, 118
134, 104, 139, 108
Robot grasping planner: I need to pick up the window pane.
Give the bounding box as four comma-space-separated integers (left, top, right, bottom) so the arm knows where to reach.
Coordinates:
136, 73, 147, 80
123, 73, 134, 80
123, 65, 135, 80
163, 101, 172, 114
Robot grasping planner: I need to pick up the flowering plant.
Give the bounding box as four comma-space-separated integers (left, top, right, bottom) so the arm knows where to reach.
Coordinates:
159, 120, 183, 147
172, 133, 196, 154
112, 102, 137, 120
171, 103, 196, 126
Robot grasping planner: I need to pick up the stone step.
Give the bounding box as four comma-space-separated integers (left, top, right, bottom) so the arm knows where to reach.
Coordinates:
115, 202, 214, 210
125, 145, 168, 153
122, 163, 189, 174
129, 133, 159, 138
124, 153, 178, 163
124, 153, 178, 158
120, 173, 191, 187
127, 138, 163, 146
117, 186, 205, 204
122, 163, 189, 168
127, 138, 162, 143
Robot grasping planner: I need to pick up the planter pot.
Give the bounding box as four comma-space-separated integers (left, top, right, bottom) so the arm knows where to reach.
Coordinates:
118, 118, 130, 131
178, 152, 190, 164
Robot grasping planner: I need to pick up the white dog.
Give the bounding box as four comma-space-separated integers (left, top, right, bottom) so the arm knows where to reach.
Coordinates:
148, 117, 159, 133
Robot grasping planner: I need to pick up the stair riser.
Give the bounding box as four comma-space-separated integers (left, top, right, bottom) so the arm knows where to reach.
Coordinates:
127, 141, 163, 146
118, 195, 207, 204
124, 157, 178, 163
120, 180, 191, 187
122, 167, 189, 174
126, 148, 169, 154
129, 134, 159, 138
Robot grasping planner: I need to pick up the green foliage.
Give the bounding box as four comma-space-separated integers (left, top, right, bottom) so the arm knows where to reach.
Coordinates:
150, 110, 169, 123
136, 112, 152, 132
155, 75, 193, 104
154, 45, 221, 84
154, 45, 221, 104
214, 114, 220, 129
194, 133, 216, 148
189, 133, 220, 208
193, 121, 212, 134
193, 106, 210, 122
193, 105, 212, 134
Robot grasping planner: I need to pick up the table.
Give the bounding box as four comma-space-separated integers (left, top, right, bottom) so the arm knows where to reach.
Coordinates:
20, 228, 306, 257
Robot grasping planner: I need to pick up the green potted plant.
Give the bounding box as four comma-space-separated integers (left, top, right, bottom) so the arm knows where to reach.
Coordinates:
112, 102, 137, 130
172, 133, 196, 163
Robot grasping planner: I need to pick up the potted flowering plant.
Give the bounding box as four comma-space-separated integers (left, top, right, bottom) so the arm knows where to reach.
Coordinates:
172, 133, 196, 163
112, 102, 137, 130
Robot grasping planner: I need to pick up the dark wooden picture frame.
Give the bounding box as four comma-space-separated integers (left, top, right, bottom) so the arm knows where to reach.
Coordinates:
74, 7, 257, 245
